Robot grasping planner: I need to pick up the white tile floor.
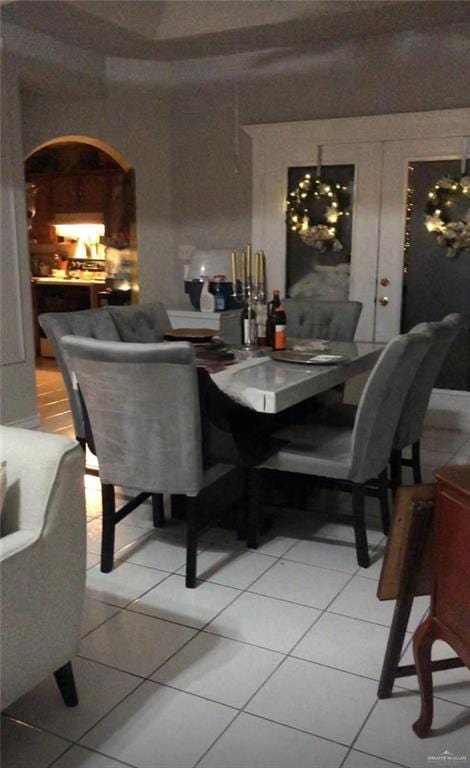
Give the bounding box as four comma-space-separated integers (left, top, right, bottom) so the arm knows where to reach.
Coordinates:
3, 363, 470, 768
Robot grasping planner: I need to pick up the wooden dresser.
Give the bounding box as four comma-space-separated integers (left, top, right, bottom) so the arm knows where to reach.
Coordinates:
412, 465, 470, 737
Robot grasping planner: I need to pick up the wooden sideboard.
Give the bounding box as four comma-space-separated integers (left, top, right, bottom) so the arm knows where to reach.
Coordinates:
412, 465, 470, 737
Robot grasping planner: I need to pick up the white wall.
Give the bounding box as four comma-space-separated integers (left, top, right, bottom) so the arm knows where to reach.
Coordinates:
19, 44, 175, 305
1, 23, 175, 426
170, 22, 470, 293
0, 48, 37, 426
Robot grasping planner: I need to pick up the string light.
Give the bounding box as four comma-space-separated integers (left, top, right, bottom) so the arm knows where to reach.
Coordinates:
286, 170, 351, 252
403, 164, 414, 273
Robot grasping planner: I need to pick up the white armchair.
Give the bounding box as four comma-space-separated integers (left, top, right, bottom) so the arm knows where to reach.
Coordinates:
0, 427, 86, 710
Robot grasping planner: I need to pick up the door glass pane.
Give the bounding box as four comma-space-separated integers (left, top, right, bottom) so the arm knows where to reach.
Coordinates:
286, 164, 354, 300
401, 160, 470, 391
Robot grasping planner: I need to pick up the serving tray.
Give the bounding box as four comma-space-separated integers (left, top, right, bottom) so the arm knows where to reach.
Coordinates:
271, 350, 347, 365
164, 328, 217, 343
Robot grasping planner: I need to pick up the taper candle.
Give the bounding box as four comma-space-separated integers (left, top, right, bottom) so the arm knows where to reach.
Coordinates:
231, 251, 237, 287
255, 251, 260, 286
259, 250, 265, 283
246, 244, 252, 279
241, 249, 247, 285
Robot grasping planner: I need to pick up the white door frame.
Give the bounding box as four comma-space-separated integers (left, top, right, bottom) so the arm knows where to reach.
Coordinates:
244, 108, 470, 427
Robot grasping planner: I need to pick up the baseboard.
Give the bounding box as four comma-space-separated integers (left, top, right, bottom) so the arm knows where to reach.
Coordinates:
6, 414, 41, 430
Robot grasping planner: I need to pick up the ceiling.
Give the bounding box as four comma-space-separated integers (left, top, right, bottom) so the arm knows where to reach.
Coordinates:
2, 0, 470, 61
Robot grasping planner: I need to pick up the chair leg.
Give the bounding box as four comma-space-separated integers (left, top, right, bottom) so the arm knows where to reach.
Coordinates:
412, 617, 436, 737
236, 469, 249, 541
246, 469, 260, 550
390, 449, 402, 498
185, 495, 199, 588
412, 441, 422, 484
378, 468, 390, 536
152, 493, 165, 527
54, 662, 78, 707
101, 483, 116, 573
352, 483, 370, 568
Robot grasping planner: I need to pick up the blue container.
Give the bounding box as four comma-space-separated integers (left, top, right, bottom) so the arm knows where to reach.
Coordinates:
184, 280, 239, 310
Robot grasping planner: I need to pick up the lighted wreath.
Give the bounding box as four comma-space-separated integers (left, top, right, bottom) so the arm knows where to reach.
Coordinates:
425, 175, 470, 258
286, 174, 350, 252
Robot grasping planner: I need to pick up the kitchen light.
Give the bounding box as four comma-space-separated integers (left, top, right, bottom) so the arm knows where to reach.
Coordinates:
53, 223, 105, 240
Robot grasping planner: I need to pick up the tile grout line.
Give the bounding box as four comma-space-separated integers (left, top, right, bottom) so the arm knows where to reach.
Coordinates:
24, 433, 466, 767
47, 740, 140, 768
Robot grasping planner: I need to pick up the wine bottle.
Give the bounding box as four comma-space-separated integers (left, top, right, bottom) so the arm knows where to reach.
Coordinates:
272, 302, 287, 351
267, 289, 281, 346
241, 301, 257, 346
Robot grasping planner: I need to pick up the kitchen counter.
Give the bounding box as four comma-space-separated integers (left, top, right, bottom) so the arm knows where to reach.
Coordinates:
32, 277, 106, 286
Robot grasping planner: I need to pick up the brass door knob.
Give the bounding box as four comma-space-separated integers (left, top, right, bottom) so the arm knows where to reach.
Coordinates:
378, 296, 389, 306
380, 277, 390, 287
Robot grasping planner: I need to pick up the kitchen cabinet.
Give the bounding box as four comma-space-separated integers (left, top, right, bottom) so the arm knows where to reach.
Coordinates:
26, 170, 127, 242
51, 171, 110, 213
28, 176, 54, 243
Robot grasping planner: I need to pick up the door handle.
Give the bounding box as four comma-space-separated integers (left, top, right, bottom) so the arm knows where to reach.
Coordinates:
380, 277, 390, 287
378, 296, 389, 306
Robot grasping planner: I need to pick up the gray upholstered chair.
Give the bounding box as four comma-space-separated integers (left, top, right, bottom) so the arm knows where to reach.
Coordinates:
323, 314, 464, 490
246, 329, 433, 567
390, 313, 463, 488
61, 335, 234, 588
106, 303, 171, 342
283, 299, 362, 341
38, 302, 171, 444
39, 307, 121, 444
1, 427, 86, 709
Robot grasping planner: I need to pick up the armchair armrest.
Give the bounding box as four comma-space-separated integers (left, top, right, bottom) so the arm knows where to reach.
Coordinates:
0, 530, 36, 561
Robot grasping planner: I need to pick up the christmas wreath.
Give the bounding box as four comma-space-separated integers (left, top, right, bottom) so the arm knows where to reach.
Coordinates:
286, 174, 350, 252
425, 175, 470, 257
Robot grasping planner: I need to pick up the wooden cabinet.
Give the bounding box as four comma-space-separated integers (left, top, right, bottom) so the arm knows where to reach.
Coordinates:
26, 170, 127, 242
51, 172, 112, 213
28, 177, 54, 243
412, 465, 470, 737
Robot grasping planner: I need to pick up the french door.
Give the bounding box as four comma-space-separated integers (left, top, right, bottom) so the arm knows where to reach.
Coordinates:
375, 136, 468, 342
246, 111, 470, 424
249, 137, 383, 342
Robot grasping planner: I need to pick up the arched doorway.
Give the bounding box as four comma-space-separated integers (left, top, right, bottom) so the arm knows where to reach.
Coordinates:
26, 136, 138, 440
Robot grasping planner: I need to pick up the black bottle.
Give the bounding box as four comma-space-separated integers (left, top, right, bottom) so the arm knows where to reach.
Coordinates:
267, 290, 281, 346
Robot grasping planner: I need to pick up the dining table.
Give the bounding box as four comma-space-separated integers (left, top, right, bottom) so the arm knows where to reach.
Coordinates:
210, 340, 384, 414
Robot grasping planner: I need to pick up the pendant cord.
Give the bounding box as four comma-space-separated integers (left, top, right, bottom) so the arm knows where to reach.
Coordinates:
316, 144, 323, 179
234, 78, 240, 175
461, 137, 469, 176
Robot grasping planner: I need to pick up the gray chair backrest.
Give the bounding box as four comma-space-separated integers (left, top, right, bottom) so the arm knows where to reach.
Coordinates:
39, 308, 121, 440
107, 302, 171, 342
39, 302, 171, 440
61, 336, 203, 496
283, 299, 362, 341
350, 330, 433, 483
393, 313, 464, 450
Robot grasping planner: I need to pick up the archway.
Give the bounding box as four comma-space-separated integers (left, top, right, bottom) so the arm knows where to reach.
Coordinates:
26, 135, 138, 440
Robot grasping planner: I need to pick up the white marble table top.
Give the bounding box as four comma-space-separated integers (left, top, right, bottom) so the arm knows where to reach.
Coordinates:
211, 340, 384, 413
